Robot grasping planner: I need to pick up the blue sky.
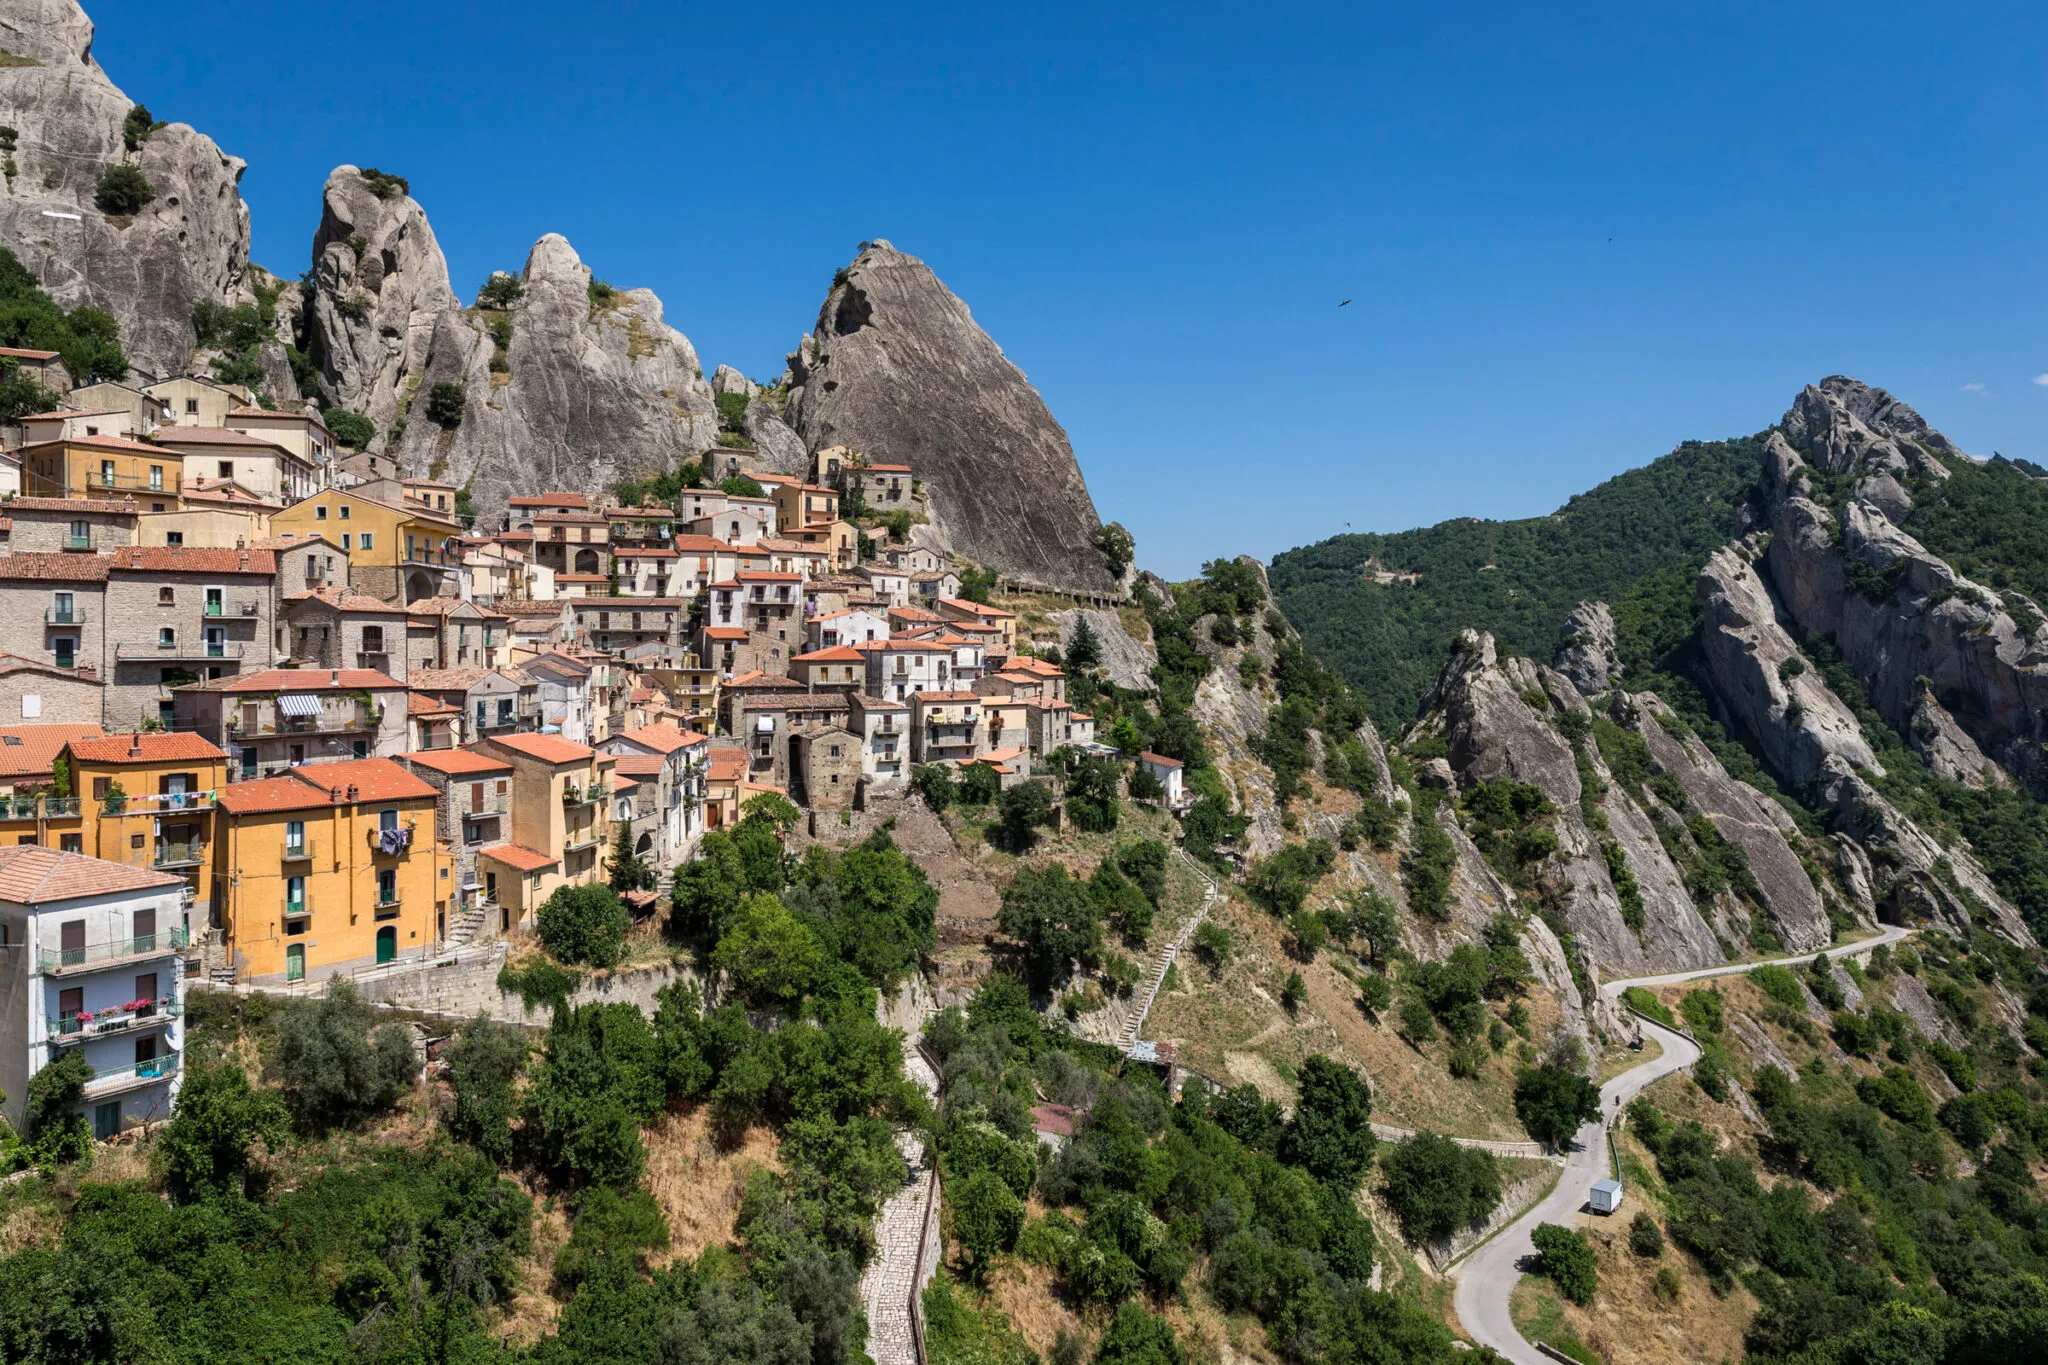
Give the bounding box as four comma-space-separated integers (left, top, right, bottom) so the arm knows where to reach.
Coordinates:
88, 1, 2048, 578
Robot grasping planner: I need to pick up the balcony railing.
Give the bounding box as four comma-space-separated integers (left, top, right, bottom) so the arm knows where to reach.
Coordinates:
0, 795, 82, 821
48, 1000, 181, 1042
367, 824, 416, 856
65, 534, 89, 551
82, 1050, 180, 1095
44, 607, 86, 626
563, 831, 604, 853
127, 791, 215, 814
561, 782, 608, 807
40, 926, 190, 973
282, 842, 311, 862
115, 640, 247, 661
231, 708, 379, 736
203, 601, 224, 617
153, 839, 206, 869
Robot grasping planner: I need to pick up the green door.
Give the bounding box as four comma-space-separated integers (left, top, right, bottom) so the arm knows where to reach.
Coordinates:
285, 943, 305, 981
376, 927, 396, 964
93, 1102, 119, 1141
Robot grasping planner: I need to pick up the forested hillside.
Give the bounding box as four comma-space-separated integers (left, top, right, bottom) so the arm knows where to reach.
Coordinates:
1270, 435, 1768, 727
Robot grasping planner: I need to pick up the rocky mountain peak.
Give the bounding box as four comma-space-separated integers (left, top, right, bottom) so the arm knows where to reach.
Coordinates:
784, 241, 1117, 596
0, 0, 252, 379
1779, 375, 1958, 478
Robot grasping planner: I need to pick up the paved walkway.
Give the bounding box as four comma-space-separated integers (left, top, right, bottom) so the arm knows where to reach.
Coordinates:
861, 1008, 944, 1365
1451, 923, 1911, 1364
1119, 849, 1220, 1051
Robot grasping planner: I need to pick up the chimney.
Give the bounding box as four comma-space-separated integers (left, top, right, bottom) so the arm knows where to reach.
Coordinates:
235, 536, 245, 549
128, 734, 142, 759
346, 784, 358, 802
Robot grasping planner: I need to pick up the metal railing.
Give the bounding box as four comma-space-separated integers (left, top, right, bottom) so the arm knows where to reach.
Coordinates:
366, 825, 415, 856
153, 839, 206, 868
0, 795, 81, 821
43, 607, 87, 625
82, 1051, 180, 1093
115, 640, 246, 660
230, 709, 380, 736
39, 926, 190, 972
48, 1001, 182, 1040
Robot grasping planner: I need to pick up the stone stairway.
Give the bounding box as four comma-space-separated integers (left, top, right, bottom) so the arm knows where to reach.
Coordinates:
1117, 849, 1220, 1052
860, 996, 944, 1365
443, 904, 490, 948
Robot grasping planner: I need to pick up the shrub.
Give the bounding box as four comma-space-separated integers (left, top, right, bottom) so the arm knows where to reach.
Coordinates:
94, 164, 156, 216
536, 883, 629, 967
155, 1055, 289, 1202
952, 1169, 1026, 1279
1629, 1210, 1665, 1257
269, 980, 417, 1132
443, 1017, 532, 1164
121, 103, 158, 151
1654, 1265, 1681, 1303
1357, 972, 1392, 1017
1399, 996, 1437, 1044
1679, 987, 1724, 1035
1531, 1223, 1597, 1305
1514, 1064, 1601, 1147
1380, 1133, 1503, 1242
425, 380, 466, 427
24, 1051, 94, 1166
476, 272, 523, 310
712, 892, 824, 1005
1750, 964, 1805, 1010
323, 407, 374, 450
1192, 921, 1230, 969
359, 167, 410, 199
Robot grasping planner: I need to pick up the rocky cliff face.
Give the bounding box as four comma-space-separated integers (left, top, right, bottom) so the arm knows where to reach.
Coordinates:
1554, 601, 1620, 696
304, 166, 458, 443
783, 242, 1116, 596
0, 0, 251, 379
389, 234, 718, 523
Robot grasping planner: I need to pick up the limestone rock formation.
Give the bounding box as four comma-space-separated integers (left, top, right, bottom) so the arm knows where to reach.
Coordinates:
710, 364, 756, 398
1554, 601, 1620, 696
739, 397, 809, 476
304, 165, 459, 446
784, 241, 1115, 595
391, 234, 718, 523
0, 0, 252, 379
1908, 692, 2006, 789
1051, 608, 1156, 691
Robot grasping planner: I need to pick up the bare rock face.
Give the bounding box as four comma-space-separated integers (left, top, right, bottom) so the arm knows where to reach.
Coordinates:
1909, 692, 2007, 789
1420, 632, 1720, 975
1051, 607, 1156, 691
739, 398, 809, 476
1554, 601, 1620, 696
1696, 545, 1883, 784
784, 241, 1115, 595
1625, 692, 1836, 951
1779, 376, 1958, 476
710, 364, 757, 398
304, 165, 458, 445
393, 234, 718, 523
0, 0, 252, 379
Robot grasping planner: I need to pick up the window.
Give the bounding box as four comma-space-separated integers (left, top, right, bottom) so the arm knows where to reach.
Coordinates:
53, 638, 75, 670
130, 832, 144, 849
379, 808, 399, 834
362, 626, 384, 651
69, 519, 86, 541
351, 740, 367, 759
99, 459, 114, 486
339, 505, 350, 520
358, 532, 373, 551
185, 398, 198, 414
286, 875, 305, 911
158, 586, 174, 604
60, 834, 80, 854
149, 465, 163, 491
315, 505, 328, 520
341, 533, 351, 550
217, 461, 234, 479
51, 591, 75, 624
377, 868, 397, 904
285, 820, 305, 857
158, 627, 175, 647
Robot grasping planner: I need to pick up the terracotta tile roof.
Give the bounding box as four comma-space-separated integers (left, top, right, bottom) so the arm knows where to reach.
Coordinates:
285, 585, 404, 614
402, 747, 512, 775
183, 667, 403, 693
670, 535, 736, 553
479, 843, 558, 871
226, 405, 327, 425
0, 724, 104, 782
794, 646, 864, 662
18, 434, 164, 455
701, 626, 747, 640
406, 596, 504, 618
19, 407, 125, 420
494, 601, 569, 618
407, 694, 462, 717
0, 552, 111, 582
1139, 752, 1184, 769
736, 570, 801, 582
706, 749, 748, 782
405, 668, 491, 691
569, 595, 687, 607
287, 758, 438, 803
0, 652, 102, 682
611, 752, 666, 777
152, 426, 289, 449
179, 479, 283, 509
735, 693, 849, 712
852, 693, 909, 710
109, 545, 277, 575
915, 691, 981, 703
887, 606, 942, 622
859, 463, 913, 473
0, 346, 61, 361
66, 731, 227, 764
615, 546, 677, 558
618, 722, 707, 754
215, 775, 334, 815
0, 845, 181, 902
251, 532, 340, 550
1029, 1102, 1076, 1137
488, 732, 593, 764
4, 497, 142, 515
509, 493, 589, 509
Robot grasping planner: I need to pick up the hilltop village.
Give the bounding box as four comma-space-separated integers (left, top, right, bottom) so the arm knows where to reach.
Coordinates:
0, 367, 1147, 1137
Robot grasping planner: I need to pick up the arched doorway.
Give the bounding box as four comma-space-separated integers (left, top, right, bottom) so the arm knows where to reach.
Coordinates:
574, 548, 600, 574
635, 833, 653, 857
404, 568, 437, 602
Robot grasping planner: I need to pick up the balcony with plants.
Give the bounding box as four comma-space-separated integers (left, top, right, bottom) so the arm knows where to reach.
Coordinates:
39, 925, 190, 974
48, 997, 180, 1043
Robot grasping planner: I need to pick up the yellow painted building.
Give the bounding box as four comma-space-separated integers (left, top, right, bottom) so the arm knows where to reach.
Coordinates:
212, 758, 449, 982
475, 733, 613, 929
63, 732, 229, 925
17, 436, 189, 509
271, 488, 463, 605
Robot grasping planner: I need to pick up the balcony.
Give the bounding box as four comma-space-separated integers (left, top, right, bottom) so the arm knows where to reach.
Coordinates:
233, 707, 379, 737
152, 838, 206, 869
82, 1050, 180, 1098
561, 782, 607, 807
43, 607, 87, 626
40, 926, 190, 974
374, 898, 402, 920
125, 791, 215, 814
462, 791, 512, 818
282, 842, 311, 863
475, 710, 531, 732
48, 1000, 181, 1043
367, 824, 416, 857
116, 640, 247, 661
0, 795, 81, 821
563, 830, 604, 853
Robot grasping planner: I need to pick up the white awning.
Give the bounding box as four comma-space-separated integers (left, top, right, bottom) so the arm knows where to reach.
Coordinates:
277, 694, 323, 718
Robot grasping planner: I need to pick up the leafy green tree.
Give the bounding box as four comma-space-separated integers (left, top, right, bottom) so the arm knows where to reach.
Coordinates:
476, 272, 524, 309
1116, 839, 1168, 905
995, 780, 1057, 851
24, 1051, 93, 1166
426, 380, 466, 427
1357, 972, 1392, 1016
1090, 858, 1154, 940
155, 1055, 288, 1202
1281, 1055, 1376, 1191
94, 164, 155, 216
953, 1169, 1025, 1280
1531, 1223, 1598, 1304
957, 760, 1002, 808
1093, 523, 1135, 580
1379, 1133, 1503, 1243
1351, 889, 1402, 964
998, 865, 1100, 987
1093, 1302, 1183, 1365
536, 882, 630, 968
322, 407, 375, 449
1514, 1064, 1602, 1147
0, 248, 128, 382
670, 829, 744, 939
1063, 753, 1123, 832
269, 980, 417, 1133
1192, 920, 1230, 968
607, 822, 651, 892
521, 1001, 665, 1186
721, 473, 767, 498
443, 1016, 532, 1164
0, 360, 60, 424
713, 892, 824, 1005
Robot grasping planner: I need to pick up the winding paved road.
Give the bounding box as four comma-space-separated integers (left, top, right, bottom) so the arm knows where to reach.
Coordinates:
1452, 924, 1912, 1364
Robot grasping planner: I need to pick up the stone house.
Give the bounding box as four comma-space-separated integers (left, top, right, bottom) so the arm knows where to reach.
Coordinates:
521, 652, 598, 744
807, 607, 891, 649
0, 655, 103, 725
790, 645, 865, 694
570, 597, 684, 655
4, 497, 138, 553
911, 570, 965, 603
937, 598, 1020, 652
1139, 752, 1186, 807
856, 565, 910, 608
60, 381, 165, 435
174, 667, 409, 780
1022, 696, 1083, 757
406, 693, 462, 751
887, 546, 947, 575
0, 551, 109, 679
496, 600, 573, 655
844, 462, 913, 506
408, 668, 538, 746
504, 492, 590, 529
846, 693, 909, 791
284, 586, 408, 678
769, 483, 839, 535
102, 546, 280, 730
398, 747, 513, 934
911, 691, 985, 765
611, 545, 681, 597
752, 537, 830, 581
404, 598, 508, 673
730, 692, 851, 790
224, 407, 337, 471
684, 497, 775, 545
670, 534, 739, 598
794, 727, 862, 810
529, 510, 611, 578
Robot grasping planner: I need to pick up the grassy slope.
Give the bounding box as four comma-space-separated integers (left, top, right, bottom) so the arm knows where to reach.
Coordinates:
1269, 435, 1769, 729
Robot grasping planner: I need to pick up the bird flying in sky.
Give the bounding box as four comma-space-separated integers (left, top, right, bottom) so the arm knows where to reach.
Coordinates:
1339, 299, 1351, 306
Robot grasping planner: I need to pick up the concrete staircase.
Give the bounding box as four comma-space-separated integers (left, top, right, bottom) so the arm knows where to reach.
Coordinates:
1117, 848, 1220, 1052
444, 903, 490, 948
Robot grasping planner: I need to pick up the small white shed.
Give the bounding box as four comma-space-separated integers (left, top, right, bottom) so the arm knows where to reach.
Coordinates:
1590, 1178, 1624, 1215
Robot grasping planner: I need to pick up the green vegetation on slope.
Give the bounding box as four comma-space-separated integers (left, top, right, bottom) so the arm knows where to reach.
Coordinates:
1902, 454, 2048, 609
1270, 434, 1769, 727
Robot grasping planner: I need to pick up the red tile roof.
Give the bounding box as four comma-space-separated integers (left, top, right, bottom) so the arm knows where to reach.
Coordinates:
66, 732, 227, 764
186, 667, 404, 693
1139, 752, 1184, 769
214, 775, 334, 815
108, 545, 277, 574
611, 752, 666, 777
0, 346, 60, 361
286, 757, 438, 803
17, 434, 164, 455
795, 646, 864, 662
402, 747, 513, 775
0, 552, 112, 582
707, 749, 748, 782
152, 426, 290, 449
0, 724, 104, 783
4, 497, 141, 515
509, 493, 589, 509
618, 722, 707, 754
286, 585, 404, 614
479, 843, 558, 871
0, 845, 181, 902
701, 626, 747, 640
406, 694, 463, 717
487, 732, 594, 764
